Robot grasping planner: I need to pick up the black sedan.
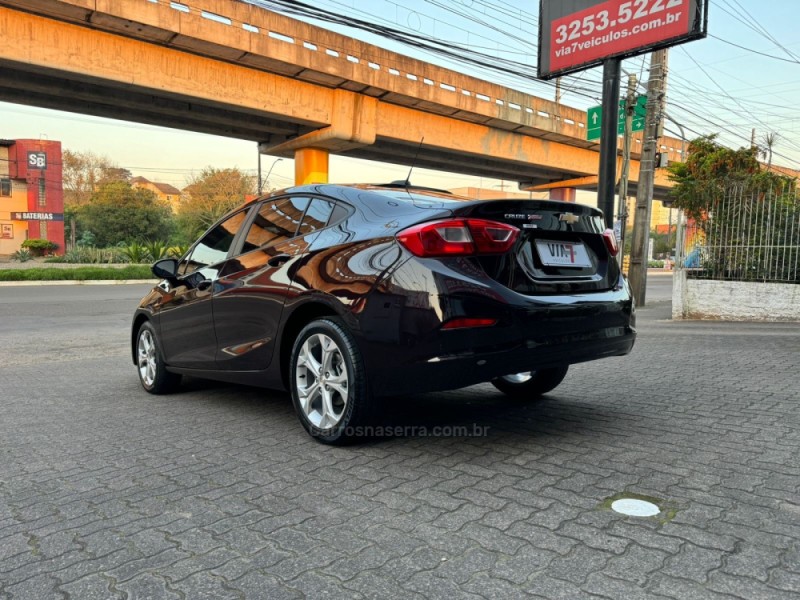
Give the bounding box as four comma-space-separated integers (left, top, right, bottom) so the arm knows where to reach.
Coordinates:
132, 183, 635, 443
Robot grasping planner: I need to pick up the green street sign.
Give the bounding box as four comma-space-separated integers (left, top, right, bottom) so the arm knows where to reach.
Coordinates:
587, 105, 603, 141
587, 95, 647, 141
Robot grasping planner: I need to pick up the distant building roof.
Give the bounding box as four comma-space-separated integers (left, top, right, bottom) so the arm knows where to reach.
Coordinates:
131, 176, 181, 196
151, 181, 182, 195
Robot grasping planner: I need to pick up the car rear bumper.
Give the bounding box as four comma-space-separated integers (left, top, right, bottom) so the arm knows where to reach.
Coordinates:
369, 324, 635, 397
358, 262, 636, 397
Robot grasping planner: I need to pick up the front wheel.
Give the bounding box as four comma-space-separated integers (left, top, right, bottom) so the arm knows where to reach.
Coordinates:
136, 322, 181, 394
289, 318, 372, 444
491, 366, 568, 400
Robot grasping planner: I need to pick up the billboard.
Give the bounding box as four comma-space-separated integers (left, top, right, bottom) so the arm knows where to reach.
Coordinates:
538, 0, 709, 79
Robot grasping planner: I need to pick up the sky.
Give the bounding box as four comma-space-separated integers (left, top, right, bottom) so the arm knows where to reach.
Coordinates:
2, 0, 799, 193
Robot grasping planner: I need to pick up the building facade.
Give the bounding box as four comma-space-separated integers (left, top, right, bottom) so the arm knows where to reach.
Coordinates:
0, 139, 65, 256
131, 176, 182, 212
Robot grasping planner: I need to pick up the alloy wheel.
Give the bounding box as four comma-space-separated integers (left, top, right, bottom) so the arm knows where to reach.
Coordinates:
501, 372, 533, 384
295, 333, 349, 429
137, 329, 157, 387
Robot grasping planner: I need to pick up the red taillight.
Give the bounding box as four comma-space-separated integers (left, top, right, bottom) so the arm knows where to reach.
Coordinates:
441, 317, 498, 330
603, 229, 619, 257
397, 219, 519, 257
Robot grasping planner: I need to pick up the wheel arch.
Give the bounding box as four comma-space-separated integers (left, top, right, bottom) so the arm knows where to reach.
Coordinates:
131, 313, 150, 365
278, 300, 347, 391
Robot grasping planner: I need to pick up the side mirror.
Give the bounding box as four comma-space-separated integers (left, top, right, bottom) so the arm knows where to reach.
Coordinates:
152, 258, 178, 280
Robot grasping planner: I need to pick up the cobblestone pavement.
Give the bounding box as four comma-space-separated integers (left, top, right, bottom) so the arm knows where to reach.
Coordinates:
1, 280, 798, 599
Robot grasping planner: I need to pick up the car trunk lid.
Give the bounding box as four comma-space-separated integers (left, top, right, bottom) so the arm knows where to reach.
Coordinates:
449, 199, 620, 294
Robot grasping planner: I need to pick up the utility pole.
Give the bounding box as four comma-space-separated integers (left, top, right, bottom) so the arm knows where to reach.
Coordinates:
617, 73, 638, 267
628, 49, 668, 307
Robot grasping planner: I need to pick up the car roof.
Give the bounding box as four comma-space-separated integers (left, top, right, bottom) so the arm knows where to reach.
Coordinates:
244, 183, 599, 216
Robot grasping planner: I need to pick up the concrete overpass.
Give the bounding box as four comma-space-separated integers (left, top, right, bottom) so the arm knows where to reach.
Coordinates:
0, 0, 689, 198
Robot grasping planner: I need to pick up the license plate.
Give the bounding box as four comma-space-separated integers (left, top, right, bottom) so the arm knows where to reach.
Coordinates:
535, 240, 592, 268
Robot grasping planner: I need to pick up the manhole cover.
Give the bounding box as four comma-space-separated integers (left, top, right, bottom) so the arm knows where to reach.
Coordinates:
611, 498, 661, 517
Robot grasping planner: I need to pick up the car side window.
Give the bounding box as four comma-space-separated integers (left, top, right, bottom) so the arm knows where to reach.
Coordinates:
328, 202, 350, 227
296, 199, 335, 237
180, 210, 248, 275
240, 198, 297, 254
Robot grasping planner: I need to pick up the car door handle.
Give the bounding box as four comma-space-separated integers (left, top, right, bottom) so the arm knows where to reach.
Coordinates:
268, 253, 291, 267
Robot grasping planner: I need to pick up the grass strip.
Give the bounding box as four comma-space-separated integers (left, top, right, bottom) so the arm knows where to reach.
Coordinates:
0, 266, 155, 281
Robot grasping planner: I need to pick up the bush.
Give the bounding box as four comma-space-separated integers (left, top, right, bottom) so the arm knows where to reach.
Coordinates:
0, 266, 154, 281
44, 246, 128, 264
168, 244, 189, 259
11, 249, 33, 262
144, 240, 170, 261
21, 238, 58, 256
121, 242, 151, 264
76, 231, 96, 247
78, 182, 175, 247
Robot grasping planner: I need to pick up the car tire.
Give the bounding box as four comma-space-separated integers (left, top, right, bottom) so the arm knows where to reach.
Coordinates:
290, 318, 372, 444
136, 321, 181, 394
491, 366, 568, 399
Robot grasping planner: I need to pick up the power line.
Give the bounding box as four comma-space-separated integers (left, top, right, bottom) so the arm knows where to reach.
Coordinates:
720, 0, 800, 63
709, 35, 800, 65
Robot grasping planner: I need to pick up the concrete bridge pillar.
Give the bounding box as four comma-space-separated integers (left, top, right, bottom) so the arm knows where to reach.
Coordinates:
295, 148, 329, 185
549, 188, 577, 202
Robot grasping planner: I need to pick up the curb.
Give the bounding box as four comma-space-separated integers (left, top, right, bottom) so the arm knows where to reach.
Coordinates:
0, 279, 156, 287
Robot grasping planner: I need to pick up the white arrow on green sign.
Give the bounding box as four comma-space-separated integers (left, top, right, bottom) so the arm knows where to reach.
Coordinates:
587, 95, 646, 141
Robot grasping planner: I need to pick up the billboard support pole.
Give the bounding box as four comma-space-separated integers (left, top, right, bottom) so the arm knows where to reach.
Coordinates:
598, 58, 621, 229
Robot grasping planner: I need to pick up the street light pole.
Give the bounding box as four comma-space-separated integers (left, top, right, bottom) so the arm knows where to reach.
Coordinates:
259, 157, 283, 195
663, 113, 687, 266
257, 144, 262, 195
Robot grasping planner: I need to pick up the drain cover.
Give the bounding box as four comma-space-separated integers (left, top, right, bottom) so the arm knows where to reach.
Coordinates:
611, 498, 661, 517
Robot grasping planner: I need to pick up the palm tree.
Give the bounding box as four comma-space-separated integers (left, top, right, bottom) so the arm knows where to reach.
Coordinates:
761, 132, 778, 169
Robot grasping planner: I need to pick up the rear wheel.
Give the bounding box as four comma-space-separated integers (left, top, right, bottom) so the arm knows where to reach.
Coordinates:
491, 366, 568, 399
290, 318, 372, 444
136, 322, 181, 394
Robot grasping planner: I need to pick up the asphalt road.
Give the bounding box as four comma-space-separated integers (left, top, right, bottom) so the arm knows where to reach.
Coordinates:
640, 271, 673, 304
1, 275, 799, 600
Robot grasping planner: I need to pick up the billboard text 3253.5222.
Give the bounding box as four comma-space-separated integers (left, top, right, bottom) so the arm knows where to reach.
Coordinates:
538, 0, 709, 79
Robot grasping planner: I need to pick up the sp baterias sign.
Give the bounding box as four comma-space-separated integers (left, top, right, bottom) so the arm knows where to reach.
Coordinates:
11, 212, 64, 221
538, 0, 708, 79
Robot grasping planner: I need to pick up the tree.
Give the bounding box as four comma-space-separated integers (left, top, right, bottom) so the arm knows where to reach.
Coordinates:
667, 134, 798, 280
178, 167, 255, 240
78, 182, 174, 247
760, 132, 778, 169
666, 134, 782, 221
62, 150, 131, 208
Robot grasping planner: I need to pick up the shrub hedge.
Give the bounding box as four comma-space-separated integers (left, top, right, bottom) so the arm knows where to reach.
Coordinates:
0, 266, 154, 281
